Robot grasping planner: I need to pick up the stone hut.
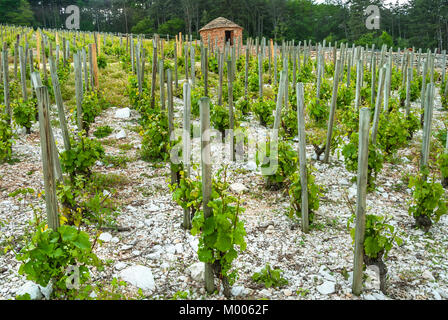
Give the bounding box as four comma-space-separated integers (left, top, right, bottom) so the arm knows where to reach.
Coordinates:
199, 17, 243, 49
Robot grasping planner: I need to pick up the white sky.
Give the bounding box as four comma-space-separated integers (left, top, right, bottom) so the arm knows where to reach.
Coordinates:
314, 0, 410, 5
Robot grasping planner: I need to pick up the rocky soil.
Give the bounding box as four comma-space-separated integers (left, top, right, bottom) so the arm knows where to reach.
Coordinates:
1, 72, 448, 301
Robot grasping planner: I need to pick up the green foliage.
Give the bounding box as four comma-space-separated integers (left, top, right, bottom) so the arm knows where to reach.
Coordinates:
348, 214, 403, 259
131, 17, 155, 34
435, 128, 447, 147
307, 97, 328, 126
438, 153, 448, 179
399, 79, 420, 104
248, 72, 259, 94
12, 98, 37, 134
169, 170, 202, 218
251, 263, 288, 288
281, 107, 298, 138
235, 98, 250, 115
252, 99, 275, 127
191, 167, 246, 285
211, 103, 230, 137
190, 86, 204, 117
141, 110, 169, 162
256, 139, 297, 189
93, 125, 113, 139
57, 62, 71, 84
298, 61, 314, 83
342, 132, 383, 189
288, 167, 321, 224
76, 91, 109, 134
16, 223, 101, 297
57, 174, 118, 228
337, 83, 354, 110
60, 133, 105, 178
377, 110, 410, 156
442, 94, 448, 110
0, 110, 13, 163
408, 169, 448, 227
97, 55, 107, 69
379, 31, 393, 48
157, 18, 185, 36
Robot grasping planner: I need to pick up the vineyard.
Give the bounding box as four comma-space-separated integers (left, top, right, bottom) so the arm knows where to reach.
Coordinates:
0, 24, 448, 301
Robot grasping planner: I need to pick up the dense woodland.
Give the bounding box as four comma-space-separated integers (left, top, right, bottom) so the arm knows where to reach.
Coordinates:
0, 1, 448, 52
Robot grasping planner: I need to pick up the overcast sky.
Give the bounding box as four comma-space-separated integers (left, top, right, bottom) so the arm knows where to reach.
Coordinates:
314, 0, 410, 5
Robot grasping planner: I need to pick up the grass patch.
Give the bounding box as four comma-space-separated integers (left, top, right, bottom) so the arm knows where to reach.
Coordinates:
94, 125, 114, 139
91, 172, 131, 190
103, 154, 133, 168
118, 143, 133, 151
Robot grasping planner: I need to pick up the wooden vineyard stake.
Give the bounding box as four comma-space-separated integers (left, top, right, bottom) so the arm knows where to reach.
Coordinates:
159, 60, 165, 110
273, 71, 286, 132
29, 47, 34, 76
2, 44, 11, 122
316, 47, 322, 100
37, 85, 60, 231
284, 57, 289, 108
245, 47, 249, 101
136, 44, 142, 95
218, 51, 223, 105
292, 47, 297, 91
421, 83, 434, 170
36, 31, 41, 69
0, 43, 2, 84
141, 47, 146, 92
161, 39, 164, 61
354, 59, 362, 111
184, 43, 189, 81
405, 66, 412, 117
182, 82, 192, 230
371, 66, 387, 146
82, 48, 88, 92
174, 41, 178, 91
151, 38, 157, 109
371, 53, 376, 107
227, 59, 235, 161
296, 82, 309, 233
258, 53, 263, 100
167, 69, 177, 185
98, 33, 101, 57
14, 42, 18, 80
42, 37, 48, 83
352, 107, 371, 296
441, 50, 446, 84
190, 45, 195, 88
274, 43, 278, 86
383, 53, 392, 112
420, 59, 428, 123
18, 46, 27, 101
323, 58, 341, 163
200, 97, 215, 294
62, 37, 66, 66
49, 56, 71, 152
91, 43, 99, 90
445, 73, 448, 98
204, 47, 208, 97
89, 44, 94, 89
74, 52, 84, 131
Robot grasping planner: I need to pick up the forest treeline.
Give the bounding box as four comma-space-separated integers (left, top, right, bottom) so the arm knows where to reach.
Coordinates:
1, 0, 447, 51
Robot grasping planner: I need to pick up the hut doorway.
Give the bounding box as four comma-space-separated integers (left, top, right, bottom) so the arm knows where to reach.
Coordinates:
225, 30, 233, 45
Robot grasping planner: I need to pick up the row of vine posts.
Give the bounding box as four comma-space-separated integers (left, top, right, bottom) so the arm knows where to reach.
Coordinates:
0, 23, 446, 297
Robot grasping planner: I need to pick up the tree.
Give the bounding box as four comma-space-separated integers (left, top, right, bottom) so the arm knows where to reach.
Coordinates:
0, 0, 35, 26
